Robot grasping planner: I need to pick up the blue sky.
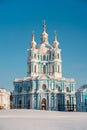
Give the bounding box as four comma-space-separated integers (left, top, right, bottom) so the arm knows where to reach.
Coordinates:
0, 0, 87, 91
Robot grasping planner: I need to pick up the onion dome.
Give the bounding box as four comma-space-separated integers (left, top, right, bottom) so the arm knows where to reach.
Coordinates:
41, 20, 48, 44
53, 31, 59, 48
31, 32, 37, 49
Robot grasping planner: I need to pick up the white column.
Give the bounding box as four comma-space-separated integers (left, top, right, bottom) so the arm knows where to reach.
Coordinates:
37, 94, 41, 110
54, 94, 56, 110
30, 94, 32, 109
32, 94, 35, 109
49, 94, 51, 110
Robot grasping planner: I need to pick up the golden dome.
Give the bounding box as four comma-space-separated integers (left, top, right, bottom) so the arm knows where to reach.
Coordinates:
53, 32, 59, 48
31, 33, 37, 49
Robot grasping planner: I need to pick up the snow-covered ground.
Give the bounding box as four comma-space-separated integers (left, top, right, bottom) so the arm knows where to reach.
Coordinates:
0, 110, 87, 130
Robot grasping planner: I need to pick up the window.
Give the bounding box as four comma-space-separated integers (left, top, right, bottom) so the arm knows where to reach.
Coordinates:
42, 84, 46, 90
58, 53, 59, 59
58, 65, 60, 73
67, 100, 70, 108
38, 55, 39, 59
52, 65, 54, 73
43, 65, 46, 74
49, 51, 51, 59
34, 65, 36, 73
58, 86, 60, 91
52, 53, 54, 59
43, 55, 46, 60
29, 64, 31, 73
19, 87, 22, 92
66, 87, 69, 92
29, 51, 31, 59
34, 54, 36, 59
27, 86, 30, 92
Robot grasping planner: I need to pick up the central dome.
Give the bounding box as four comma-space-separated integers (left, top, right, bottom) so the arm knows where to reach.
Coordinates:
42, 31, 48, 37
41, 21, 48, 44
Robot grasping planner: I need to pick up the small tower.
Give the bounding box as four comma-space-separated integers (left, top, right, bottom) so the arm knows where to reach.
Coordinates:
31, 32, 37, 49
52, 31, 62, 78
53, 31, 59, 49
41, 20, 48, 44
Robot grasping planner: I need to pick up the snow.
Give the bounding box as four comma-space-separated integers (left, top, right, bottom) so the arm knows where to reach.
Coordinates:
0, 109, 87, 130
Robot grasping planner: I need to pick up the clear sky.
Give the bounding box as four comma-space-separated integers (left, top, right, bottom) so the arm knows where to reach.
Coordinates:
0, 0, 87, 92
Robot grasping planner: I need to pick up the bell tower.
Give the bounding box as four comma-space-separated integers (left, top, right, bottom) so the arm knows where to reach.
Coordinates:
53, 31, 62, 78
27, 32, 38, 77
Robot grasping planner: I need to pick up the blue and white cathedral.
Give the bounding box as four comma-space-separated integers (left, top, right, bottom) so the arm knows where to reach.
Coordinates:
13, 22, 76, 111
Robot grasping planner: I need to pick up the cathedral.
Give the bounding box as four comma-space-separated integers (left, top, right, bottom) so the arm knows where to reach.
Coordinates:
13, 22, 76, 111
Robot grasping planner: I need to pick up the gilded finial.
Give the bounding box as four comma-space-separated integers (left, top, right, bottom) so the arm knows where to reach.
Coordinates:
43, 20, 46, 32
32, 30, 35, 41
31, 30, 37, 49
54, 30, 57, 41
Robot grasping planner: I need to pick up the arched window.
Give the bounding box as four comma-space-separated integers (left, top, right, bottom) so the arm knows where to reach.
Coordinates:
53, 53, 54, 59
43, 65, 46, 74
19, 87, 22, 92
67, 100, 69, 107
49, 51, 51, 59
34, 65, 36, 73
58, 86, 60, 91
66, 87, 69, 92
52, 65, 54, 73
58, 65, 60, 73
27, 86, 30, 92
29, 64, 31, 73
42, 84, 46, 90
38, 55, 39, 59
58, 53, 59, 59
34, 54, 36, 59
43, 55, 46, 60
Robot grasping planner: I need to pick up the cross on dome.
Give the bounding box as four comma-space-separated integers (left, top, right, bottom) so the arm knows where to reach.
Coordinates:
43, 20, 46, 32
54, 30, 57, 41
53, 31, 59, 48
41, 20, 48, 44
31, 31, 37, 49
32, 31, 35, 41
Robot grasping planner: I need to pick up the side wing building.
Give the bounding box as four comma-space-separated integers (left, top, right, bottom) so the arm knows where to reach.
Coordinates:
13, 23, 76, 111
76, 85, 87, 112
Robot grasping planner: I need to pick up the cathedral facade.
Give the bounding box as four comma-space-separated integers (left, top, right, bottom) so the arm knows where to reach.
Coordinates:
13, 23, 76, 111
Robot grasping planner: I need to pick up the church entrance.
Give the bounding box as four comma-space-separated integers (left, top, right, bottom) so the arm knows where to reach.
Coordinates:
19, 100, 22, 108
41, 98, 46, 110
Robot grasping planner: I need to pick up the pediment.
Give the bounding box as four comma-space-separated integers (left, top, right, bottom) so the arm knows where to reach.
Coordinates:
37, 74, 51, 80
38, 43, 53, 54
37, 88, 51, 93
83, 89, 87, 93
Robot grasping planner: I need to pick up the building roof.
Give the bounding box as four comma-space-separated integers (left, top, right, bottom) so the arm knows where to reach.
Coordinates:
0, 88, 10, 95
77, 84, 87, 92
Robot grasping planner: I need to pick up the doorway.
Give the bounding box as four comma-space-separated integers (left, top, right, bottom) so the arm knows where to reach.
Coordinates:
42, 98, 46, 110
19, 100, 22, 108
